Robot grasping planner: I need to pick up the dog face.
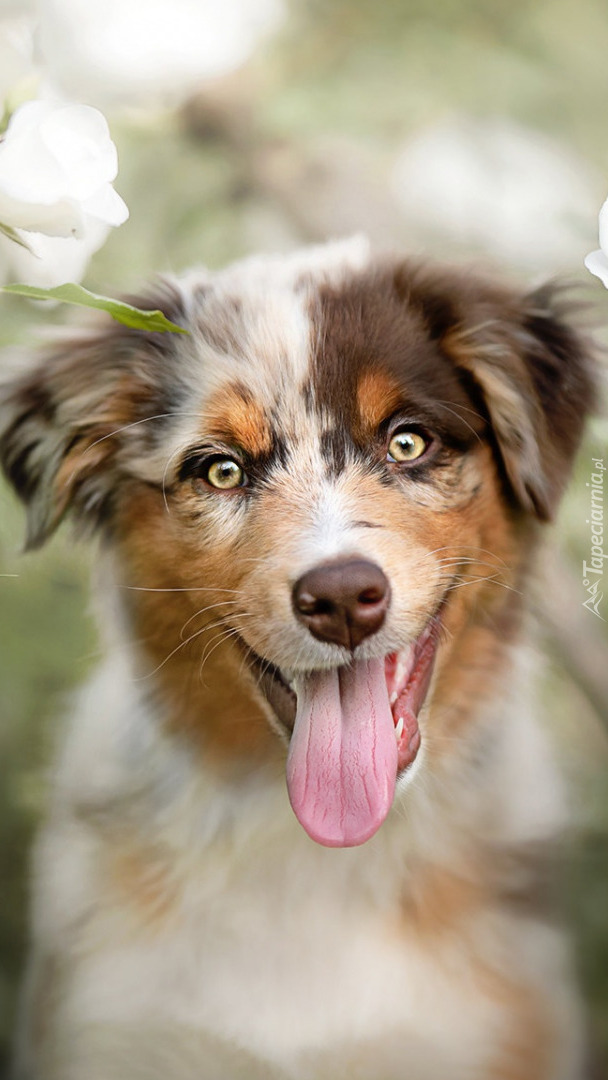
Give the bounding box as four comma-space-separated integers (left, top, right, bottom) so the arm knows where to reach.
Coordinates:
0, 240, 596, 847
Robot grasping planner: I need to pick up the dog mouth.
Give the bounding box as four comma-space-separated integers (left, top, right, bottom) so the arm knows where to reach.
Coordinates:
253, 618, 440, 849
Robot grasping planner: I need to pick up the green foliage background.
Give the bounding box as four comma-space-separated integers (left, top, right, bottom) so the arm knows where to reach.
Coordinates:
0, 0, 607, 1071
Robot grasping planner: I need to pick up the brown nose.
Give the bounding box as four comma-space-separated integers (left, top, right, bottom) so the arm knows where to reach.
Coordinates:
292, 558, 390, 650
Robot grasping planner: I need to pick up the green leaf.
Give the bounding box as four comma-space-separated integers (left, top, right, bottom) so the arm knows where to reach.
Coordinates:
0, 223, 37, 254
2, 282, 188, 334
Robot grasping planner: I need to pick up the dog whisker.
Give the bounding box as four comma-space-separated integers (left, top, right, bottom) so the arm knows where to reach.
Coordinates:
446, 573, 522, 596
66, 412, 203, 489
121, 585, 246, 595
198, 626, 245, 684
135, 612, 250, 680
179, 602, 252, 639
430, 401, 484, 444
422, 545, 510, 568
435, 557, 506, 568
161, 444, 190, 514
240, 561, 278, 571
434, 399, 487, 424
435, 558, 514, 579
85, 414, 181, 450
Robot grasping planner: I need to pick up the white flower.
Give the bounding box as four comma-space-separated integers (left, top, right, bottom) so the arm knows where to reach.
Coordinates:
584, 196, 608, 287
0, 218, 110, 288
0, 100, 128, 239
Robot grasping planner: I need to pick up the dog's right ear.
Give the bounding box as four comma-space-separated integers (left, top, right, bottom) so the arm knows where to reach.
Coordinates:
0, 280, 189, 549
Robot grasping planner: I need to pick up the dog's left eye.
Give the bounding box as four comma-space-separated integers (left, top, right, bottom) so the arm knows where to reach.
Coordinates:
387, 430, 430, 464
205, 459, 246, 490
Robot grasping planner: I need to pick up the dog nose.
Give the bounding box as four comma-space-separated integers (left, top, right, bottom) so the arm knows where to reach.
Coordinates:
292, 559, 390, 650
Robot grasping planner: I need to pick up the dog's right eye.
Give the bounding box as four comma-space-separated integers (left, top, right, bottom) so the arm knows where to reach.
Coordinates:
178, 450, 249, 491
204, 458, 247, 490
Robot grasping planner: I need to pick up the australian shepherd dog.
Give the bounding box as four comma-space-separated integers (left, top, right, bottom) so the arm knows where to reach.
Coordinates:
0, 239, 597, 1079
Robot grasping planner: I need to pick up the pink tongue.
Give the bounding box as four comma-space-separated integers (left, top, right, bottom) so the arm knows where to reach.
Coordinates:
286, 658, 398, 848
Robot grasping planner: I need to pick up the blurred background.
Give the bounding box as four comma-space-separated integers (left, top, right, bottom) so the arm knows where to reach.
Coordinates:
0, 0, 607, 1072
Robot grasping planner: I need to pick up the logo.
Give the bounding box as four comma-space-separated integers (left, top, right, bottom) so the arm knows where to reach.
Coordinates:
582, 457, 606, 620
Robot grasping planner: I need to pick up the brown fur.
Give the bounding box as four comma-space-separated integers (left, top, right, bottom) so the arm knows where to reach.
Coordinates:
116, 485, 281, 772
203, 383, 273, 458
355, 370, 405, 439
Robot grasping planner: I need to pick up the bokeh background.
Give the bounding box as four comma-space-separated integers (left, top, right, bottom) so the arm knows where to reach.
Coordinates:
0, 0, 607, 1073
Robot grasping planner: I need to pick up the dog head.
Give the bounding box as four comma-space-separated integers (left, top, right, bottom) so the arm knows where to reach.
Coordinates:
0, 240, 597, 846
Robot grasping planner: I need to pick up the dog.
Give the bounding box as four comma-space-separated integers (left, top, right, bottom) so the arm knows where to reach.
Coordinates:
0, 238, 597, 1079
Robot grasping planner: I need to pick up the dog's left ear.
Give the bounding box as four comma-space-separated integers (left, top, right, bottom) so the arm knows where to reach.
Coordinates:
408, 271, 599, 521
0, 279, 189, 549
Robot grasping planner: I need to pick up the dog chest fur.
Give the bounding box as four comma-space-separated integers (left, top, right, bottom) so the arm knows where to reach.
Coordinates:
22, 645, 580, 1080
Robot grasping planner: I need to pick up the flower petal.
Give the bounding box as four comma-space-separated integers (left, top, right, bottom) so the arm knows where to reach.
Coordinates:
598, 196, 608, 256
0, 105, 68, 204
0, 216, 110, 287
40, 104, 120, 198
0, 190, 85, 236
584, 249, 608, 288
82, 183, 129, 227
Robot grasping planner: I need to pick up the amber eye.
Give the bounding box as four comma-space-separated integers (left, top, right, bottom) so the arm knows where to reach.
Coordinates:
205, 459, 246, 490
387, 430, 429, 464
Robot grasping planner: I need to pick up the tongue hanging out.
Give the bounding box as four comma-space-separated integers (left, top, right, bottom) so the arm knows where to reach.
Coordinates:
285, 630, 438, 848
286, 657, 398, 848
287, 656, 397, 851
